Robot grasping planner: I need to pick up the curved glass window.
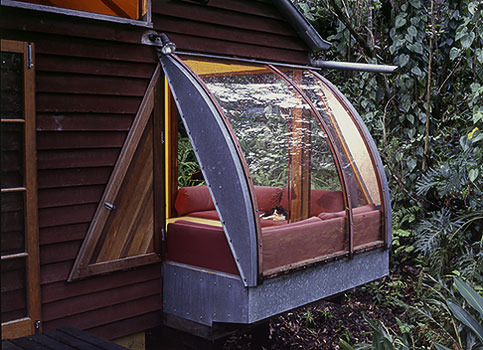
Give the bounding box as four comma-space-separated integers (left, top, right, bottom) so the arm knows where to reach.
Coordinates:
184, 58, 344, 224
296, 71, 384, 248
165, 55, 388, 277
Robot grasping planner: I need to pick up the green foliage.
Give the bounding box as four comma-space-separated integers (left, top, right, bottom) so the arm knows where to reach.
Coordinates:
294, 0, 483, 348
177, 133, 204, 188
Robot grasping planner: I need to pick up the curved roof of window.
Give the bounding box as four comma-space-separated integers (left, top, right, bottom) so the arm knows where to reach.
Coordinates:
160, 54, 391, 287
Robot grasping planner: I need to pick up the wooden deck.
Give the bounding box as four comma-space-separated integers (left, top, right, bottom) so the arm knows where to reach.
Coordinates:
2, 326, 128, 350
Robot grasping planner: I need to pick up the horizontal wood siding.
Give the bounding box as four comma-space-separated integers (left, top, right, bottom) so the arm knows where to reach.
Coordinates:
0, 0, 309, 340
0, 6, 161, 340
153, 0, 310, 64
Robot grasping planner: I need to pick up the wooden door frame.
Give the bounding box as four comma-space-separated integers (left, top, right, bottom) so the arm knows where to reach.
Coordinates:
1, 39, 41, 339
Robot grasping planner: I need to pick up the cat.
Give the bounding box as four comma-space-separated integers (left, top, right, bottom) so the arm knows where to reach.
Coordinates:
260, 206, 288, 221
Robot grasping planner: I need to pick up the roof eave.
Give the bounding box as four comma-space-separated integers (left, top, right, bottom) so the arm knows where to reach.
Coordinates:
271, 0, 331, 51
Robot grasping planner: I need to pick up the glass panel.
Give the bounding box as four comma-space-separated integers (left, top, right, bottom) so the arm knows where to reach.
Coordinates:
17, 0, 144, 20
1, 122, 25, 188
1, 192, 26, 255
1, 52, 23, 120
183, 57, 348, 271
300, 71, 383, 246
1, 258, 27, 323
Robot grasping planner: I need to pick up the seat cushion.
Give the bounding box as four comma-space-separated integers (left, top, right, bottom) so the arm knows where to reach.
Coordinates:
310, 189, 344, 215
253, 186, 283, 213
280, 188, 345, 216
188, 210, 220, 221
262, 216, 346, 272
174, 186, 215, 216
167, 220, 238, 275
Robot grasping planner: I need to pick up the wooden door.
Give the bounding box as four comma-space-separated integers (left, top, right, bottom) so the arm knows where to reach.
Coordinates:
1, 40, 42, 339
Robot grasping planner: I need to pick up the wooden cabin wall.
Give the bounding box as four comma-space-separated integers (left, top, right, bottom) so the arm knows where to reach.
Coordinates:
0, 0, 308, 341
152, 0, 310, 64
0, 6, 162, 340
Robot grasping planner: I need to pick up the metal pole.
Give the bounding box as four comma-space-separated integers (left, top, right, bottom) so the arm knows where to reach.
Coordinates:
311, 59, 398, 73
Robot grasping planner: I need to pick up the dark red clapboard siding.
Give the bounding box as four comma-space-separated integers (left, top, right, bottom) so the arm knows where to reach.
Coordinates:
154, 15, 306, 52
43, 279, 161, 322
37, 114, 134, 132
154, 2, 295, 36
40, 241, 82, 265
38, 203, 97, 228
37, 131, 127, 150
43, 295, 162, 331
36, 55, 155, 79
0, 30, 158, 63
36, 94, 142, 114
87, 311, 162, 340
37, 149, 120, 170
36, 73, 149, 97
41, 264, 160, 303
38, 167, 113, 189
164, 32, 308, 64
0, 7, 146, 45
198, 0, 285, 19
38, 185, 104, 209
40, 223, 89, 245
41, 261, 74, 285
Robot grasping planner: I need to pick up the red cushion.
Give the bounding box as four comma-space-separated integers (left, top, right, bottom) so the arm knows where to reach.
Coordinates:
188, 210, 220, 221
174, 186, 215, 216
262, 216, 346, 271
166, 220, 239, 275
310, 189, 344, 215
354, 209, 382, 247
260, 218, 288, 227
263, 216, 321, 233
353, 203, 376, 214
317, 203, 377, 220
318, 211, 345, 220
280, 188, 345, 216
254, 186, 283, 212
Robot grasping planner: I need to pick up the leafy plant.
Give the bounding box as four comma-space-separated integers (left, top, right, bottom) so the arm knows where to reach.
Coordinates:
435, 278, 483, 349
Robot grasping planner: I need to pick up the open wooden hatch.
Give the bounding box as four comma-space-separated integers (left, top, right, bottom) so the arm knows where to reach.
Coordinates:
161, 52, 391, 327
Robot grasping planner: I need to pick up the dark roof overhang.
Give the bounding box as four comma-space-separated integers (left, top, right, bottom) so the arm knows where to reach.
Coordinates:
271, 0, 331, 51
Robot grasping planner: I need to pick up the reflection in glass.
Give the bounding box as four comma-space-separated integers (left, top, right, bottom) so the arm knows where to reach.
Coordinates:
1, 122, 25, 188
1, 192, 26, 256
1, 258, 27, 322
187, 59, 343, 223
1, 52, 23, 120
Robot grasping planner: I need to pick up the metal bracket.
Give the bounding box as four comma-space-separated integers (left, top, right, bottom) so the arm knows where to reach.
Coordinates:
34, 320, 40, 334
27, 44, 33, 69
142, 31, 176, 55
104, 202, 116, 211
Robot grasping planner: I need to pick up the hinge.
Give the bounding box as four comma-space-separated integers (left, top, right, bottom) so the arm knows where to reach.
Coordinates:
104, 202, 116, 211
27, 44, 33, 69
161, 228, 166, 241
161, 131, 165, 144
34, 320, 40, 334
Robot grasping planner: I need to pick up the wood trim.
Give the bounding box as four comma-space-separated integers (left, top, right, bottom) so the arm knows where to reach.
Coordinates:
1, 318, 33, 340
1, 119, 25, 123
2, 0, 153, 28
1, 252, 29, 261
1, 39, 42, 338
77, 253, 160, 279
68, 64, 161, 281
1, 187, 27, 193
153, 70, 165, 257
